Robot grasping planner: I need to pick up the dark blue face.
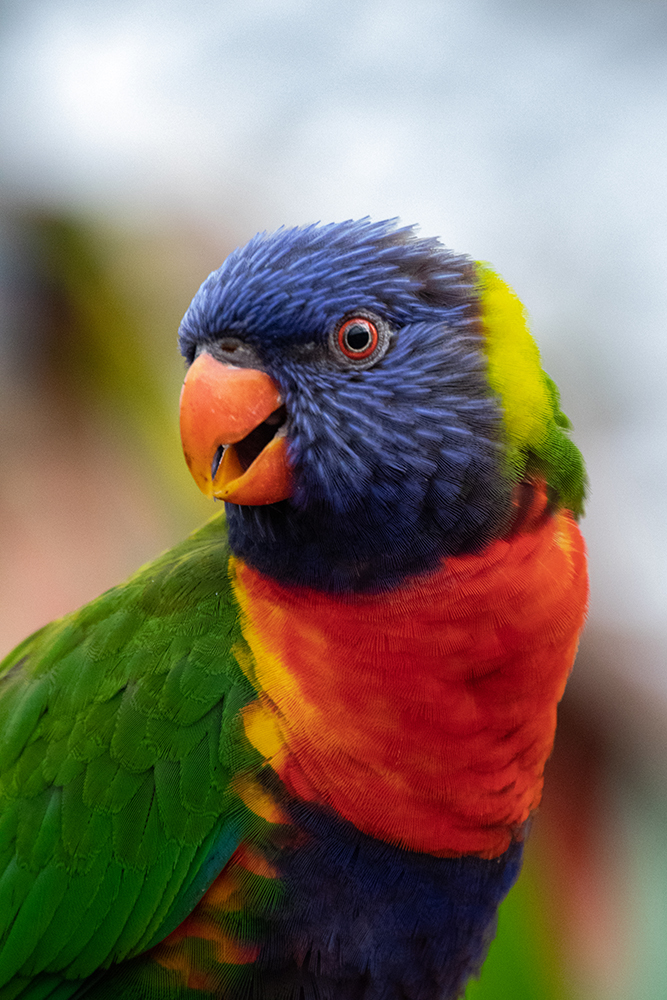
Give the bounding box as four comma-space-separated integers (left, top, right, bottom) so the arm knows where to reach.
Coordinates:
179, 219, 512, 593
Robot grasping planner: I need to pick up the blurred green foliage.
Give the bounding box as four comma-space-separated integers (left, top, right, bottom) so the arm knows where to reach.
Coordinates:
467, 854, 571, 1000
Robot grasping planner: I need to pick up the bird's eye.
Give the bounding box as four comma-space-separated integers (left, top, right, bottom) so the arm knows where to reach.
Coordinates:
329, 312, 391, 369
337, 318, 379, 360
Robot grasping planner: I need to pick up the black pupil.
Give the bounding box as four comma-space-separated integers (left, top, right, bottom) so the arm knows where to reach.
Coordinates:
345, 323, 371, 352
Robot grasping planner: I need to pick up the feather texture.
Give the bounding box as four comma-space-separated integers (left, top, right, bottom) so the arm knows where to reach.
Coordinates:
0, 219, 587, 1000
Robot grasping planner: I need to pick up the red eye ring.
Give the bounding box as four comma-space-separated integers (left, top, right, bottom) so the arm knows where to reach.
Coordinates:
337, 317, 379, 360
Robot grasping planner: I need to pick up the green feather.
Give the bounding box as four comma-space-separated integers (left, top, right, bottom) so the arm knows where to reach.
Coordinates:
0, 514, 264, 996
476, 263, 587, 515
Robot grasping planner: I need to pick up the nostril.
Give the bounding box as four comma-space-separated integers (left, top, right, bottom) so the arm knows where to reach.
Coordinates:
211, 445, 224, 480
218, 338, 241, 353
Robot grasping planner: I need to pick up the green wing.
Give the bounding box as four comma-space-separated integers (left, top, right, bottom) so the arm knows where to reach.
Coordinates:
0, 513, 261, 998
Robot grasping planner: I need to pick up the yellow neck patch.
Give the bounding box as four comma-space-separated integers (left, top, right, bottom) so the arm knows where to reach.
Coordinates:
475, 263, 551, 462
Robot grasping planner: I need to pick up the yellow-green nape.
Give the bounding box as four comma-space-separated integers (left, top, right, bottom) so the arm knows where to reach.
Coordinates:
475, 264, 551, 455
475, 263, 587, 516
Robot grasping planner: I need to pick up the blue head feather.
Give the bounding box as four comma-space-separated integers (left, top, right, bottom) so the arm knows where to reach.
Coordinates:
179, 219, 512, 592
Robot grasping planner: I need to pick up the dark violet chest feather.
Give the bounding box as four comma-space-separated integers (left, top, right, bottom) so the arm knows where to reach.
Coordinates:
238, 796, 525, 1000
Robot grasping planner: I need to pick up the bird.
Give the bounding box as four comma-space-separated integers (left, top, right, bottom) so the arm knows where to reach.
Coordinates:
0, 218, 588, 1000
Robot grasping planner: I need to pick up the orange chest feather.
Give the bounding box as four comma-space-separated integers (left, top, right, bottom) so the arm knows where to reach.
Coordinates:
231, 511, 588, 858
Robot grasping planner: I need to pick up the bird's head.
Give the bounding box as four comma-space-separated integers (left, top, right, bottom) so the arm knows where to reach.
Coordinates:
178, 219, 585, 592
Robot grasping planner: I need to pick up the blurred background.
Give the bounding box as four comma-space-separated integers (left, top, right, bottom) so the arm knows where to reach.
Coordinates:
1, 1, 666, 997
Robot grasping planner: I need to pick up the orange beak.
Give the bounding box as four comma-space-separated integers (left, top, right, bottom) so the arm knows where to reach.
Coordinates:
179, 352, 292, 505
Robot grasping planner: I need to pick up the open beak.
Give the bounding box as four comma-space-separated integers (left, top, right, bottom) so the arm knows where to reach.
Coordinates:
179, 352, 292, 505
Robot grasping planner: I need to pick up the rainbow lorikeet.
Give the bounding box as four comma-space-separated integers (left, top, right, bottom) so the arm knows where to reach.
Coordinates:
0, 219, 588, 1000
